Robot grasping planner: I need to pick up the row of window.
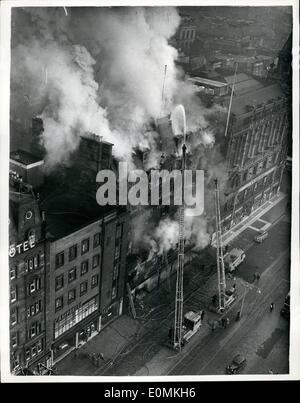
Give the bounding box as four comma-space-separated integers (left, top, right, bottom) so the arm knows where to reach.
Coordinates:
25, 339, 43, 361
10, 276, 42, 304
55, 256, 100, 291
27, 300, 42, 318
25, 253, 44, 272
28, 277, 42, 295
28, 321, 43, 340
9, 253, 44, 281
55, 233, 101, 268
55, 275, 99, 311
180, 29, 195, 41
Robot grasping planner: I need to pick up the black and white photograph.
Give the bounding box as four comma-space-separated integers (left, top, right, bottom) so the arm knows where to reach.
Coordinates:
0, 0, 299, 384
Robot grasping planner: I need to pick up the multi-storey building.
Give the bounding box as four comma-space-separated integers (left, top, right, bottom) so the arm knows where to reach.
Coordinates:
175, 14, 197, 54
9, 133, 129, 369
9, 167, 48, 374
46, 208, 128, 363
220, 81, 290, 232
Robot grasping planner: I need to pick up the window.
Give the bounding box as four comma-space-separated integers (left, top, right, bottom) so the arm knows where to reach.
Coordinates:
37, 339, 43, 353
92, 254, 100, 269
55, 297, 63, 312
112, 285, 117, 300
25, 349, 31, 361
69, 245, 77, 261
55, 275, 64, 291
31, 345, 37, 357
30, 323, 36, 338
80, 281, 88, 296
11, 332, 18, 348
113, 264, 119, 280
11, 308, 18, 326
81, 238, 89, 255
55, 252, 64, 268
10, 286, 17, 303
81, 260, 89, 276
68, 289, 76, 303
68, 267, 77, 283
10, 266, 17, 280
114, 245, 120, 260
27, 258, 33, 271
93, 233, 101, 248
91, 275, 99, 288
33, 254, 39, 269
28, 278, 41, 295
27, 301, 42, 318
13, 353, 20, 368
35, 301, 41, 314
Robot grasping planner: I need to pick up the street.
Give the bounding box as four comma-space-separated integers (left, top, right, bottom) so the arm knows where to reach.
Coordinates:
56, 198, 291, 376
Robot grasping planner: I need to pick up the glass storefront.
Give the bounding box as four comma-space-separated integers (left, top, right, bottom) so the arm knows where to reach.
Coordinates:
54, 297, 98, 339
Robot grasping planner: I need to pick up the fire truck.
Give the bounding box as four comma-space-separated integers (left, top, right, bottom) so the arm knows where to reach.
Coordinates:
224, 248, 246, 272
168, 310, 204, 349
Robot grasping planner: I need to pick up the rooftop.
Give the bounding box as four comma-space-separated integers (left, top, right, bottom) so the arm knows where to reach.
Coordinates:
188, 76, 228, 88
10, 150, 43, 166
231, 83, 283, 116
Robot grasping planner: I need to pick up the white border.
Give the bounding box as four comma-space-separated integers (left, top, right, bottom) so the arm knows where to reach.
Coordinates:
0, 0, 299, 383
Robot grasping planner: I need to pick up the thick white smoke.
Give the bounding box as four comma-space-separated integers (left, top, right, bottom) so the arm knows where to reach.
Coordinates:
11, 7, 183, 168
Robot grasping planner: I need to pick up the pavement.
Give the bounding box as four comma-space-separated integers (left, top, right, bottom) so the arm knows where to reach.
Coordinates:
56, 185, 291, 376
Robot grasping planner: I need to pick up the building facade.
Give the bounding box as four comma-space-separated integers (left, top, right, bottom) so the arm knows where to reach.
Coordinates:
220, 84, 290, 232
9, 173, 49, 374
46, 210, 128, 364
175, 14, 197, 54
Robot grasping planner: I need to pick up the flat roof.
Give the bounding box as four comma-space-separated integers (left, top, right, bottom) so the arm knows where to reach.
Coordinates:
10, 150, 43, 165
188, 76, 228, 88
231, 83, 283, 116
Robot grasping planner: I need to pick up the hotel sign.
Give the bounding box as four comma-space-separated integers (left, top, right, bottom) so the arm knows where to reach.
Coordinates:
9, 235, 36, 257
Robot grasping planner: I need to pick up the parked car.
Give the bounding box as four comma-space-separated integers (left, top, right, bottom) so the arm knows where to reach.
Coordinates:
224, 248, 246, 272
254, 230, 268, 243
226, 354, 247, 374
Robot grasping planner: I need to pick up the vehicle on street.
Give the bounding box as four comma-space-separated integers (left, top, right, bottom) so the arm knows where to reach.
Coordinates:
280, 291, 290, 319
226, 354, 247, 374
168, 310, 204, 349
254, 230, 269, 243
224, 248, 246, 272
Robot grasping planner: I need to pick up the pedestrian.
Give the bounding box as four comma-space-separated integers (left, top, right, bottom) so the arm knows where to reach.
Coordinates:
270, 302, 275, 312
201, 310, 205, 322
226, 317, 230, 327
236, 311, 241, 321
269, 369, 274, 374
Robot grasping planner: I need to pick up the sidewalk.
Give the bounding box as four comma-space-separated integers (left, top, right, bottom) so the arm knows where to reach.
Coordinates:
212, 192, 287, 247
56, 315, 141, 375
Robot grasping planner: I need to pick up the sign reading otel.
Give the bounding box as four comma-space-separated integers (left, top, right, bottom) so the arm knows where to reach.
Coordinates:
9, 235, 36, 257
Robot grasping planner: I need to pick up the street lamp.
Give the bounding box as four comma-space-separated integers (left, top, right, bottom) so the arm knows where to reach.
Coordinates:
239, 281, 261, 319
